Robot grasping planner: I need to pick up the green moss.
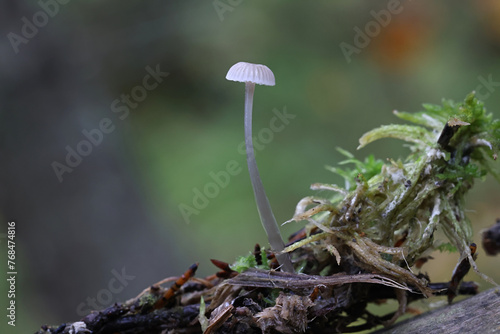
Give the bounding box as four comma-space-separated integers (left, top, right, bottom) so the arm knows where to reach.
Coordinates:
436, 243, 458, 253
291, 92, 500, 290
262, 289, 281, 306
327, 148, 385, 191
230, 254, 257, 273
138, 294, 157, 308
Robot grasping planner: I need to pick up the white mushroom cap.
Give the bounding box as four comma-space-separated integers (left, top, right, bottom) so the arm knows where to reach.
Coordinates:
226, 62, 275, 86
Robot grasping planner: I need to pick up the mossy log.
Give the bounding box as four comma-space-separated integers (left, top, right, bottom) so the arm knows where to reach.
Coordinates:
34, 279, 483, 334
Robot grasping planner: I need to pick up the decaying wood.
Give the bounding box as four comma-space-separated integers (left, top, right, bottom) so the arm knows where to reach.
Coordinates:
33, 234, 484, 334
373, 287, 500, 334
226, 268, 412, 292
35, 270, 480, 334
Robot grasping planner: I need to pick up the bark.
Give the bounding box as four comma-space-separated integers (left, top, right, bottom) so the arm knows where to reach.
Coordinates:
373, 287, 500, 334
34, 276, 483, 334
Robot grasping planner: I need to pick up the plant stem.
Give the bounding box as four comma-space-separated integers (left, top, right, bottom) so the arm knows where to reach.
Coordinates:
244, 82, 294, 273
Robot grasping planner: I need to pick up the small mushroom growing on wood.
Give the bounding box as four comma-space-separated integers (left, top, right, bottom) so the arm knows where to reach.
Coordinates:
226, 62, 294, 272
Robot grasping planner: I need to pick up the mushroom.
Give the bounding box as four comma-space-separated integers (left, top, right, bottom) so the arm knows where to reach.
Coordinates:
226, 62, 294, 272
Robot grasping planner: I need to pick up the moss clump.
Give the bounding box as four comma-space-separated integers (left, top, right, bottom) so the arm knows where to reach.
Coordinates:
286, 92, 500, 293
231, 249, 271, 273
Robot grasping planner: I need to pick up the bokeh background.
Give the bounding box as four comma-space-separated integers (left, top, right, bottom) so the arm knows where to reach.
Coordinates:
1, 0, 500, 332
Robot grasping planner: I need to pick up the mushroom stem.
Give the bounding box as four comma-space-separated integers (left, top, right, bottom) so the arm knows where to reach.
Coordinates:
244, 82, 294, 273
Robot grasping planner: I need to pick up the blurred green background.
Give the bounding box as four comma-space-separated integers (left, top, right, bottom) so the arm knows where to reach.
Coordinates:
1, 0, 500, 332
